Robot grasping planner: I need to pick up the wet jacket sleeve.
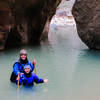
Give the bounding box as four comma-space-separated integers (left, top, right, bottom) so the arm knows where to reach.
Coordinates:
13, 63, 20, 76
34, 74, 44, 84
28, 61, 34, 72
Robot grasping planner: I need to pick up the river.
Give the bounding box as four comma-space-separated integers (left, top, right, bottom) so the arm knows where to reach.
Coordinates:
0, 0, 100, 100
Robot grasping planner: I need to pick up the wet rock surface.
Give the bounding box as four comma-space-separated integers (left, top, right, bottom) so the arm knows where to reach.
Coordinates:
0, 0, 61, 50
72, 0, 100, 49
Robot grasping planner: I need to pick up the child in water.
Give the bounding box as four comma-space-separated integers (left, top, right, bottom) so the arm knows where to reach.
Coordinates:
16, 65, 48, 86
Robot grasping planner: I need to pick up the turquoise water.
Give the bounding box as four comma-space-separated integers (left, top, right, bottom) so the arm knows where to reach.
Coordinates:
0, 24, 100, 100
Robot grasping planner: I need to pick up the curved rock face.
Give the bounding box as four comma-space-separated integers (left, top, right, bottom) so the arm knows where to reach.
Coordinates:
3, 0, 61, 49
72, 0, 100, 49
0, 0, 61, 50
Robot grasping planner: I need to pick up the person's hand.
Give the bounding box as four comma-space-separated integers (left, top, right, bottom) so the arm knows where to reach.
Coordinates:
44, 79, 49, 83
19, 73, 24, 75
16, 76, 20, 80
33, 59, 36, 66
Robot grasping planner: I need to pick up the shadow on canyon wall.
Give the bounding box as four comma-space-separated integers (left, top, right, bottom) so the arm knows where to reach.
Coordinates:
0, 0, 61, 50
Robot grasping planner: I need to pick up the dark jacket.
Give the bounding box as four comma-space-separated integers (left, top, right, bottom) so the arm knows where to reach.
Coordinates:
18, 73, 44, 86
10, 60, 34, 83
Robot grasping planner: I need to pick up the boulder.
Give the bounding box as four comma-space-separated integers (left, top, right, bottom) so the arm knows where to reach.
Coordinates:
72, 0, 100, 49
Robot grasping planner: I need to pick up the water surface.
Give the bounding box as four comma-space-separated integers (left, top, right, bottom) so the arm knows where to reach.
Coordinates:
0, 1, 100, 100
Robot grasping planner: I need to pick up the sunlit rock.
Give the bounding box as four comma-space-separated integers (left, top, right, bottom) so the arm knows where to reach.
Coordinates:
51, 0, 75, 28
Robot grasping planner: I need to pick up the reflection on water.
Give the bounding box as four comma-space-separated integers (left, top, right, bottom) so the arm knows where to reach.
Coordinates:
70, 50, 100, 100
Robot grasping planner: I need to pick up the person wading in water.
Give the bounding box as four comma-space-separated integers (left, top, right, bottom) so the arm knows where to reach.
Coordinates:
10, 49, 34, 83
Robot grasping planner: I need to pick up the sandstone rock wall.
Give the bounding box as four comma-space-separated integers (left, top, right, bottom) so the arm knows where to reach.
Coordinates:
0, 1, 11, 50
0, 0, 62, 50
72, 0, 100, 49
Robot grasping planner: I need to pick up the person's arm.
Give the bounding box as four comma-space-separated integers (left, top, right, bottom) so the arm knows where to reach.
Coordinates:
13, 63, 20, 76
32, 59, 37, 75
33, 74, 48, 84
34, 75, 44, 84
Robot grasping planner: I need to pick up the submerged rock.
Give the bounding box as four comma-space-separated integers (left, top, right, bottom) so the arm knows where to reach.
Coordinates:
72, 0, 100, 49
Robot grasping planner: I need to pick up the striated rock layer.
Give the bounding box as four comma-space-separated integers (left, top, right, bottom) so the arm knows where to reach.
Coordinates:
0, 0, 61, 50
72, 0, 100, 49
